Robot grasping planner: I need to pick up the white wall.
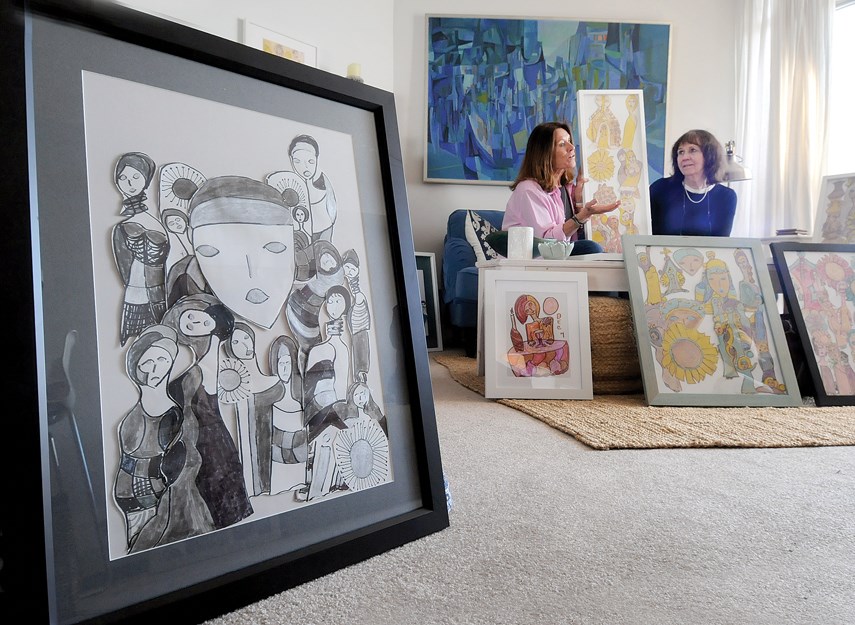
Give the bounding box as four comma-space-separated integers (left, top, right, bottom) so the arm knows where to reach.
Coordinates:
395, 0, 739, 263
114, 0, 395, 91
114, 0, 738, 266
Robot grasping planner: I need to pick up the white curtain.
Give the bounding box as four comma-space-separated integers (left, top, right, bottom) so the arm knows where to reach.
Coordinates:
733, 0, 834, 237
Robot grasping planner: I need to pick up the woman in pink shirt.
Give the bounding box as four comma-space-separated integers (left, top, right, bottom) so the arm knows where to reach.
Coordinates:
503, 121, 620, 255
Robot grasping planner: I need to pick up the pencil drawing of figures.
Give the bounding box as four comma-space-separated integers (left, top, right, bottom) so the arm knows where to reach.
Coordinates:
111, 152, 169, 345
269, 335, 309, 497
304, 286, 353, 500
288, 134, 337, 242
342, 249, 372, 381
114, 325, 187, 552
163, 294, 254, 530
189, 176, 296, 329
286, 239, 346, 371
221, 322, 285, 497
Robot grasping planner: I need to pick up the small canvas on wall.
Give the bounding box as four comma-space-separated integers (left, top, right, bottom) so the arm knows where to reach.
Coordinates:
622, 235, 801, 407
576, 89, 651, 254
771, 241, 855, 406
811, 173, 855, 243
483, 270, 592, 399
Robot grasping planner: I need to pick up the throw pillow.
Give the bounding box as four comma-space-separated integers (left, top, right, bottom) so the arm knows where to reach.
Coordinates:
463, 210, 501, 262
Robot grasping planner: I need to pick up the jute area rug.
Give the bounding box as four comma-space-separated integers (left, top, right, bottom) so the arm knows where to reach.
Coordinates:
434, 352, 855, 450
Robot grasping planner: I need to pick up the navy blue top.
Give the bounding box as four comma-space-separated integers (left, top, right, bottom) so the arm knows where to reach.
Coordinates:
649, 176, 736, 236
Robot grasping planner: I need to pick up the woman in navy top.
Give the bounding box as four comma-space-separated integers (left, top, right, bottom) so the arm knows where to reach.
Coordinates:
649, 129, 736, 236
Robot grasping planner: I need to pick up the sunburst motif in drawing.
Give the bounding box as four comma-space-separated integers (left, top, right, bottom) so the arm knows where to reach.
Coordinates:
333, 419, 390, 491
267, 170, 309, 213
159, 162, 206, 211
587, 149, 615, 182
660, 323, 718, 384
217, 357, 251, 404
816, 253, 853, 289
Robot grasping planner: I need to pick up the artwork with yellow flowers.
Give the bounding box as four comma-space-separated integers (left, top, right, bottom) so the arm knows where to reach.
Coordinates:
577, 89, 652, 254
622, 235, 802, 407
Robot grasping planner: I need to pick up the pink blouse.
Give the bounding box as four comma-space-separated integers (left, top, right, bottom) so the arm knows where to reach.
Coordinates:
502, 179, 578, 241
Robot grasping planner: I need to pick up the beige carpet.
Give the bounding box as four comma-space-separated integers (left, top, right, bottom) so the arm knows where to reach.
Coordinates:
434, 352, 855, 450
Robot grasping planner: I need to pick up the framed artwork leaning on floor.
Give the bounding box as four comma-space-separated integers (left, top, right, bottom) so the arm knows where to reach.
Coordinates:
622, 235, 801, 407
2, 1, 448, 623
483, 269, 592, 400
771, 241, 855, 406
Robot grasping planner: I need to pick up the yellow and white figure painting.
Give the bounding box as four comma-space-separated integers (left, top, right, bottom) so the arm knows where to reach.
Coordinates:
635, 244, 789, 397
812, 173, 855, 243
483, 270, 592, 400
577, 89, 651, 253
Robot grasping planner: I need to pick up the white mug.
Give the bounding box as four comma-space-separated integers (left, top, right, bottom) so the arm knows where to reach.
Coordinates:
507, 226, 534, 260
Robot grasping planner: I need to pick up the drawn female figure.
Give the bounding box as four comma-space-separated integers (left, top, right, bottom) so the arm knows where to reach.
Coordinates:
514, 294, 553, 345
696, 252, 780, 393
161, 208, 193, 277
114, 325, 193, 552
342, 249, 371, 380
304, 286, 352, 500
288, 134, 337, 242
346, 379, 388, 435
333, 381, 391, 492
221, 322, 285, 497
286, 240, 346, 371
269, 335, 309, 497
164, 294, 253, 529
112, 152, 169, 345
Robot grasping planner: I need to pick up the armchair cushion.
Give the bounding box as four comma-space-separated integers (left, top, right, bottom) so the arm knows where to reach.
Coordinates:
463, 210, 502, 263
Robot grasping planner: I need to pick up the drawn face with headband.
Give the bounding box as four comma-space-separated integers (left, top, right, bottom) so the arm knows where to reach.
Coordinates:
190, 176, 295, 329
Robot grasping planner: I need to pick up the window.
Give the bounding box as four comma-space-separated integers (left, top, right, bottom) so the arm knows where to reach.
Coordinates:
827, 1, 855, 174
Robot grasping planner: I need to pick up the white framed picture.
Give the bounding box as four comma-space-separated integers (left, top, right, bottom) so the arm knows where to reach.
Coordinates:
483, 270, 592, 399
576, 89, 652, 253
415, 252, 443, 351
241, 19, 318, 67
811, 173, 855, 243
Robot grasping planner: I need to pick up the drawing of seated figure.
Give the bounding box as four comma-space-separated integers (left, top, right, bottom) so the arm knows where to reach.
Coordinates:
268, 335, 309, 498
514, 294, 553, 345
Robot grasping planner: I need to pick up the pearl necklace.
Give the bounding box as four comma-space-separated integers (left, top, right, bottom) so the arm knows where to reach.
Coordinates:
683, 180, 713, 203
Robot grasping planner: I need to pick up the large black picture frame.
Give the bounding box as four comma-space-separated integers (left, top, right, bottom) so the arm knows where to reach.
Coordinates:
771, 241, 855, 407
1, 1, 448, 623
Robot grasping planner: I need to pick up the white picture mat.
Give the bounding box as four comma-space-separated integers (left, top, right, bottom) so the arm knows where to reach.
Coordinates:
483, 270, 592, 399
576, 89, 652, 253
241, 19, 318, 67
81, 70, 388, 558
811, 173, 855, 242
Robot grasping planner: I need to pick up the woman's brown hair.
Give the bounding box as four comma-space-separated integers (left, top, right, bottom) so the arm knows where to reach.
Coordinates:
510, 121, 574, 191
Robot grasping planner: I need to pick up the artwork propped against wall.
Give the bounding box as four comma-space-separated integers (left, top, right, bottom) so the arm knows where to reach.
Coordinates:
771, 241, 855, 406
576, 89, 652, 253
811, 173, 855, 243
425, 16, 671, 185
622, 235, 802, 407
483, 270, 592, 399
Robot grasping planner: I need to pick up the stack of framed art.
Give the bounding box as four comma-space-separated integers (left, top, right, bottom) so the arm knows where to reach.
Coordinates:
2, 1, 447, 623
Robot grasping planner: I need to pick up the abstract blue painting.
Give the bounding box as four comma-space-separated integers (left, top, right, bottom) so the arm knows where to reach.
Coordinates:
425, 16, 671, 185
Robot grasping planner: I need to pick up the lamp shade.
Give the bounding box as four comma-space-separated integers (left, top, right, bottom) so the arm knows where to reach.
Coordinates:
723, 140, 752, 182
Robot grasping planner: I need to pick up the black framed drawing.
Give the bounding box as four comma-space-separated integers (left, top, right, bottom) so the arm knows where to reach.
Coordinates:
1, 1, 448, 623
771, 241, 855, 406
415, 252, 443, 351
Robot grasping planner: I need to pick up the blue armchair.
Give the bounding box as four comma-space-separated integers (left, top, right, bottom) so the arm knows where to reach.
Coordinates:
442, 209, 505, 355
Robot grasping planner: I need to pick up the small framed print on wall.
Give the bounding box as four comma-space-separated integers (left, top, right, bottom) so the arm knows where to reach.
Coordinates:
483, 270, 592, 400
241, 18, 318, 67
